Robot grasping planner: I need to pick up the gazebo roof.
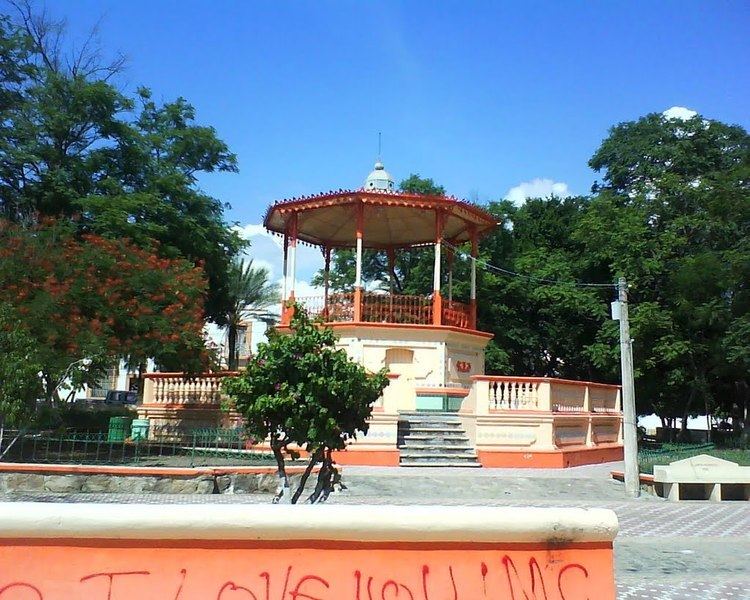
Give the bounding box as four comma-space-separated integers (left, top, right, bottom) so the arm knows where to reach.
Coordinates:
263, 189, 499, 249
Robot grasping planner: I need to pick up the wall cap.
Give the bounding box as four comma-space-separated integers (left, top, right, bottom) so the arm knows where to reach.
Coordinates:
0, 503, 618, 543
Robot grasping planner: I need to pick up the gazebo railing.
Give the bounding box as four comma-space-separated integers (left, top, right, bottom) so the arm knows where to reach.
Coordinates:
296, 292, 471, 328
443, 299, 471, 329
362, 292, 432, 324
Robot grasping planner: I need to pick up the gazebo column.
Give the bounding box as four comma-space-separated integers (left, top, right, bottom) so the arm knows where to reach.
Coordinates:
323, 246, 331, 319
470, 228, 478, 330
353, 202, 364, 322
446, 245, 454, 302
281, 232, 288, 321
387, 247, 396, 319
432, 210, 445, 326
282, 213, 298, 326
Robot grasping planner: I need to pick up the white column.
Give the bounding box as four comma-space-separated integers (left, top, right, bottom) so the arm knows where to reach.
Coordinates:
355, 235, 363, 289
433, 240, 441, 292
282, 234, 288, 301
288, 238, 297, 297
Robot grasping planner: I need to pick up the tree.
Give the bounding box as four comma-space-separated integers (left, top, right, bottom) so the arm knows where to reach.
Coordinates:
224, 258, 280, 370
0, 9, 243, 323
582, 111, 750, 438
222, 305, 389, 504
477, 196, 611, 379
0, 219, 210, 401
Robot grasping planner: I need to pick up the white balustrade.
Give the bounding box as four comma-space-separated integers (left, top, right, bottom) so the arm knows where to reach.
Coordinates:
143, 373, 235, 406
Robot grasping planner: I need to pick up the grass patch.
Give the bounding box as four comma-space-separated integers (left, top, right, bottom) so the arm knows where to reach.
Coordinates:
639, 444, 750, 475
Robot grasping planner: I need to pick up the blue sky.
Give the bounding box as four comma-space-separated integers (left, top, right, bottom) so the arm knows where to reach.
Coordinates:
46, 0, 750, 286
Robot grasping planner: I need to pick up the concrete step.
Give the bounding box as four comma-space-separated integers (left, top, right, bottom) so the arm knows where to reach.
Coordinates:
399, 461, 483, 468
401, 444, 476, 456
401, 437, 471, 446
401, 450, 477, 462
398, 412, 479, 467
401, 424, 464, 432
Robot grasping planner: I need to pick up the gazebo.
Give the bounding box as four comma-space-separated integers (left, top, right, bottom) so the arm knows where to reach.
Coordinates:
264, 161, 498, 333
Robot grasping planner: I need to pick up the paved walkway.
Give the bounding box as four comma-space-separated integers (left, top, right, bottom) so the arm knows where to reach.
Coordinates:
3, 463, 749, 599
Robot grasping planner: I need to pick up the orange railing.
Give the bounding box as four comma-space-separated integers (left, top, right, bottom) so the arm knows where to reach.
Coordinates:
362, 293, 432, 324
443, 299, 471, 328
297, 293, 356, 321
297, 292, 471, 329
298, 292, 472, 328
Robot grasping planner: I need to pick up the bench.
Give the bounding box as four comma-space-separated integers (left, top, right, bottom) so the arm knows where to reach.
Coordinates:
653, 454, 750, 501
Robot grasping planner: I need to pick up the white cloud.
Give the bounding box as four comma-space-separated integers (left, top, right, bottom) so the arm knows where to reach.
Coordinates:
504, 178, 572, 206
234, 221, 324, 291
663, 106, 698, 120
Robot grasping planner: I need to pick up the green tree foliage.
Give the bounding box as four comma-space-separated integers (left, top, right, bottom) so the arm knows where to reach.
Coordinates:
582, 111, 750, 438
0, 11, 241, 322
478, 197, 610, 378
223, 258, 280, 370
0, 220, 209, 403
0, 303, 42, 427
223, 305, 389, 503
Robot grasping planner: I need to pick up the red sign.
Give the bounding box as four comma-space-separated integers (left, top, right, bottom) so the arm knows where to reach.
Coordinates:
456, 361, 472, 373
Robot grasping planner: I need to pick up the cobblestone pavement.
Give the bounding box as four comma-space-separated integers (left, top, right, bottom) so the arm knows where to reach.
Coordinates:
3, 465, 750, 600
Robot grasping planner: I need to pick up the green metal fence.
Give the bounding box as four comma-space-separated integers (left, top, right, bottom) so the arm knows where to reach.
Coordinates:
639, 442, 716, 461
0, 426, 274, 467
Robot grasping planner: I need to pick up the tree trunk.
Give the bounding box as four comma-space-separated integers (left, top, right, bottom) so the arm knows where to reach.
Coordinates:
740, 382, 750, 445
270, 436, 290, 503
306, 449, 338, 504
292, 447, 323, 504
136, 362, 146, 402
678, 389, 696, 442
227, 322, 238, 371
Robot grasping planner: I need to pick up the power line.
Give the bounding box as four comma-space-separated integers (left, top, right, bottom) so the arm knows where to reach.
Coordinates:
443, 240, 616, 289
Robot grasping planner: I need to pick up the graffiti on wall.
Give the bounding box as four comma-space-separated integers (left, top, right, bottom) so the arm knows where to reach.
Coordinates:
0, 544, 614, 600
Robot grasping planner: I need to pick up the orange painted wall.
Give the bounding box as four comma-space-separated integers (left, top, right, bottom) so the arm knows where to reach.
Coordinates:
0, 539, 616, 599
478, 445, 624, 469
332, 450, 400, 466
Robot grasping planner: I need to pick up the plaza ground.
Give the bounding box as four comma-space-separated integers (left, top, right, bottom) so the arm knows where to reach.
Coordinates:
4, 461, 749, 600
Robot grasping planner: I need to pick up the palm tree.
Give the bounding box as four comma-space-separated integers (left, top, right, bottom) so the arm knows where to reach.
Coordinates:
225, 259, 280, 370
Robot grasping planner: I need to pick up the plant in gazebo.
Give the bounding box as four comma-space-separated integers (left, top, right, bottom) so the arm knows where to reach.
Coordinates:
222, 303, 389, 504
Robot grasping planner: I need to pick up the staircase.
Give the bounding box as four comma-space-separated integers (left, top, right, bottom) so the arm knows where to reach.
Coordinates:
398, 412, 481, 467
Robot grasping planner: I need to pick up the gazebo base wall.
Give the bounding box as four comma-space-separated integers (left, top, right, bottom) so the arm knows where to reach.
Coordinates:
136, 404, 244, 440
477, 444, 624, 469
322, 323, 492, 412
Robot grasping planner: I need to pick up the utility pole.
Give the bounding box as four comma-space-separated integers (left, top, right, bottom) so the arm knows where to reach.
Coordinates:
618, 277, 640, 498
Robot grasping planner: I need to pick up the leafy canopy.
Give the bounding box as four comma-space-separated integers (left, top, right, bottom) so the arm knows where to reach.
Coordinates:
0, 13, 242, 323
223, 304, 389, 502
0, 219, 210, 402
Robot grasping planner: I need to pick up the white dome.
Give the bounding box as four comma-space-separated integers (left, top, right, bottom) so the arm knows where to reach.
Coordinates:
364, 160, 395, 191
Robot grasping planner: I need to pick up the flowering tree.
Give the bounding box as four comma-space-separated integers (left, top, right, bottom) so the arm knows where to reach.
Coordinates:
0, 220, 210, 402
223, 304, 389, 504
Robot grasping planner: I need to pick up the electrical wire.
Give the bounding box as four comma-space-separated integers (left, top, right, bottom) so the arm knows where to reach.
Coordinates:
442, 240, 617, 289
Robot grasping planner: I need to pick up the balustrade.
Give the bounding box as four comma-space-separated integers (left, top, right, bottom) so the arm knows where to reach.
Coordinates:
490, 380, 540, 410
143, 372, 237, 406
443, 300, 471, 328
